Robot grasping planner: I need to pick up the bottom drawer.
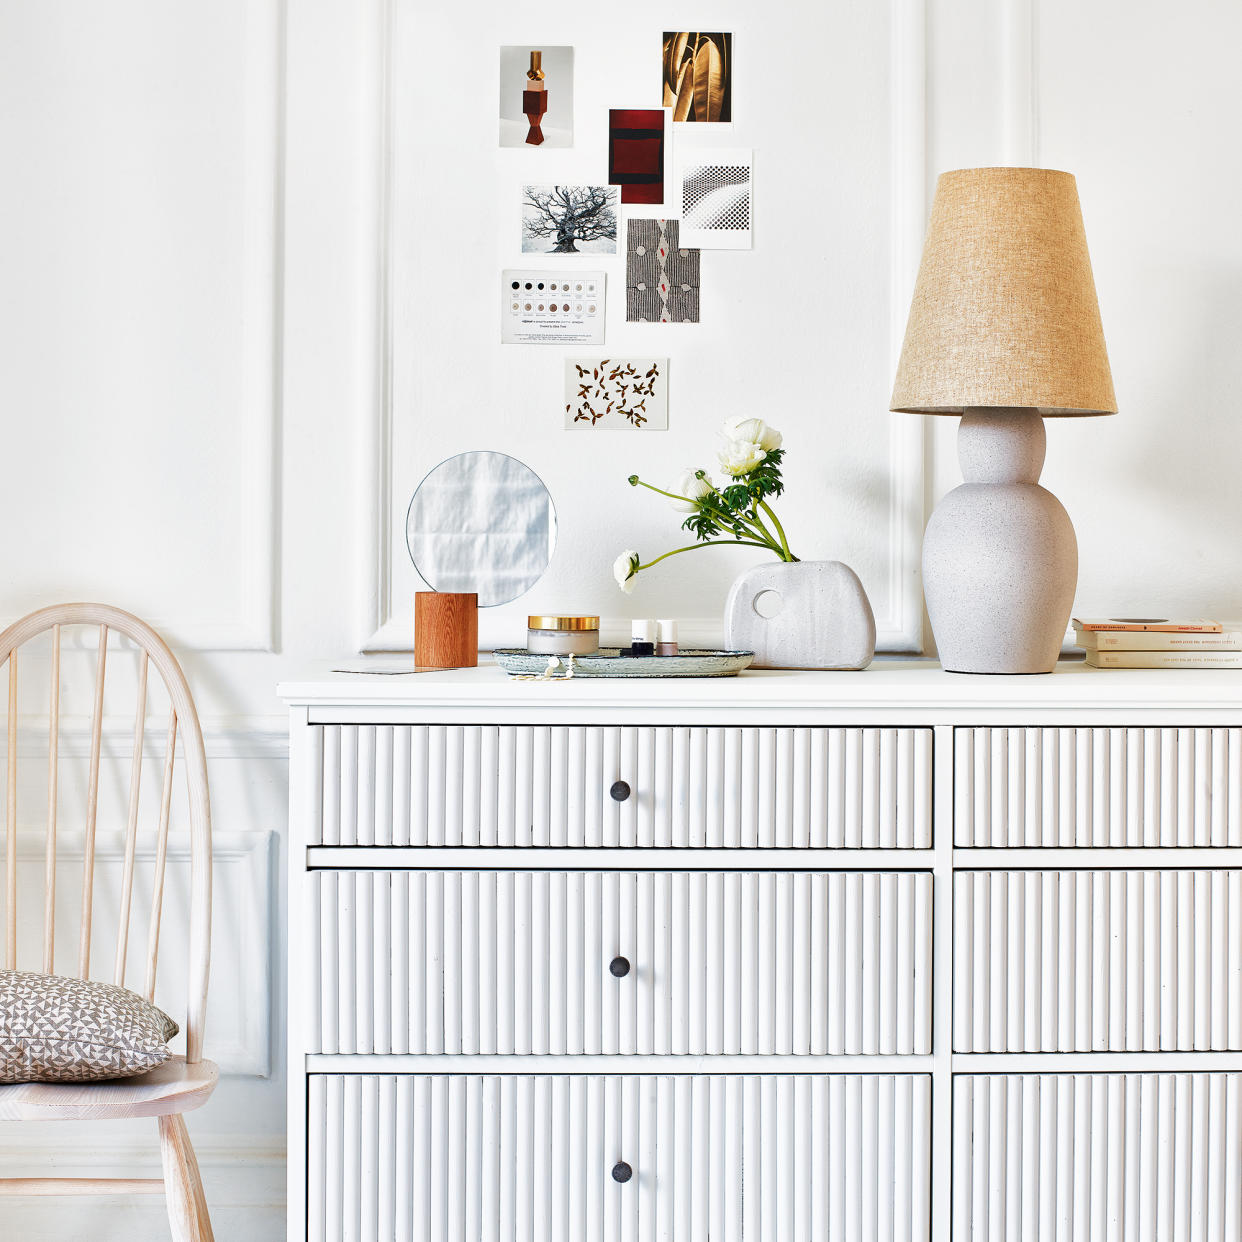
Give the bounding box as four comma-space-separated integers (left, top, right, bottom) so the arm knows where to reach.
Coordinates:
955, 1074, 1242, 1242
308, 1073, 931, 1242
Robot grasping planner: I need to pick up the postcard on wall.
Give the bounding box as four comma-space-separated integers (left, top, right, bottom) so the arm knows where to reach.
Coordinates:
662, 33, 732, 123
501, 270, 605, 344
499, 46, 573, 148
676, 149, 752, 249
626, 220, 699, 323
522, 185, 618, 254
608, 108, 666, 205
564, 358, 668, 430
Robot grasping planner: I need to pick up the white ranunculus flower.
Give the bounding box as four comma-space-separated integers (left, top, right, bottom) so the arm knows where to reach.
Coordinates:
718, 439, 767, 477
668, 468, 715, 512
613, 550, 639, 594
721, 416, 782, 452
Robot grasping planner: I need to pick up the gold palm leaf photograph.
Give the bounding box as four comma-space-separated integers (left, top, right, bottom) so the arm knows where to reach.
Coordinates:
662, 32, 732, 123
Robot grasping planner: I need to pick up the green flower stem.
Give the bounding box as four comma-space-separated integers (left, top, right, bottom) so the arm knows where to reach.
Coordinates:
758, 499, 796, 561
703, 487, 791, 551
630, 478, 776, 550
635, 539, 774, 573
746, 506, 780, 548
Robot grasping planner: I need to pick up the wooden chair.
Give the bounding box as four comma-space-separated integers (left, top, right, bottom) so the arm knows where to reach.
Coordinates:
0, 604, 216, 1240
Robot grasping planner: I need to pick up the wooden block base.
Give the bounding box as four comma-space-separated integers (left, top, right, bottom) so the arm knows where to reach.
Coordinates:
523, 89, 547, 145
414, 592, 478, 668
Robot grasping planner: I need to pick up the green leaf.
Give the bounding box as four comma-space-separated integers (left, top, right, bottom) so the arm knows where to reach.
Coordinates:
682, 509, 721, 542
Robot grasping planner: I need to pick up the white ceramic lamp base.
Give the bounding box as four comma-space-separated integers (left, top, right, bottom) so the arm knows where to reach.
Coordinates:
924, 409, 1077, 674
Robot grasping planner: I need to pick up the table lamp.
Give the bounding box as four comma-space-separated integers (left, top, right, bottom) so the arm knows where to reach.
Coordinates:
891, 167, 1116, 674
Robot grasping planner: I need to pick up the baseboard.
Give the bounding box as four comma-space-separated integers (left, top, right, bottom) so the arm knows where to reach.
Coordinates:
0, 1133, 285, 1203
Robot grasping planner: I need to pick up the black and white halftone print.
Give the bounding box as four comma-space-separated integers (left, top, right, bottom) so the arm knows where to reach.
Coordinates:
677, 148, 752, 250
682, 164, 750, 229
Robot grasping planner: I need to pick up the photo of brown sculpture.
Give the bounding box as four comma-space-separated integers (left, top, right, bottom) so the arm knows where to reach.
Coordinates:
662, 32, 732, 123
499, 46, 574, 147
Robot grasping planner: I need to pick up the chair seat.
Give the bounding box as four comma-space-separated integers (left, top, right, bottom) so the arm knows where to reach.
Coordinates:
0, 1055, 218, 1122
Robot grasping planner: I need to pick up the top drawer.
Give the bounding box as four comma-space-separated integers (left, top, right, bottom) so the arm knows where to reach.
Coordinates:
311, 725, 933, 848
956, 726, 1242, 847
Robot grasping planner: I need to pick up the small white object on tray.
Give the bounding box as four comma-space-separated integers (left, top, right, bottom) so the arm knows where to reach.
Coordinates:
493, 648, 753, 678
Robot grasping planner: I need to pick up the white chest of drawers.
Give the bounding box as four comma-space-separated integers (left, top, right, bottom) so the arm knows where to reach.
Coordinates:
281, 661, 1242, 1242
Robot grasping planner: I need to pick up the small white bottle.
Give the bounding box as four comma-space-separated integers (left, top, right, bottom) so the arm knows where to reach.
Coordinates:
656, 619, 679, 656
630, 619, 656, 657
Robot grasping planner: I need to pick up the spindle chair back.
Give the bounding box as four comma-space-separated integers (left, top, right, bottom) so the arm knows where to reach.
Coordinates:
0, 603, 216, 1239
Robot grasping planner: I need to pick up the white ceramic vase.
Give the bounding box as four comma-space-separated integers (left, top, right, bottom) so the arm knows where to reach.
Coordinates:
723, 560, 876, 670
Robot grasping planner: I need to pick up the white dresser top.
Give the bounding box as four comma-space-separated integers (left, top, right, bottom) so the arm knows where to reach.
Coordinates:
278, 656, 1242, 721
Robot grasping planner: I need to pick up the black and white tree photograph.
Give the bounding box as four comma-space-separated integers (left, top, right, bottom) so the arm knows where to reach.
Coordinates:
521, 184, 618, 254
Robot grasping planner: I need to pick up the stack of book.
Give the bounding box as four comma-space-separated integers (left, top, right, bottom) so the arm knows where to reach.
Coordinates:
1073, 618, 1242, 668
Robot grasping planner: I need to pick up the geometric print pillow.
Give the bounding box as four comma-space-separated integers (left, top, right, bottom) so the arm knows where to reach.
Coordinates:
0, 969, 179, 1083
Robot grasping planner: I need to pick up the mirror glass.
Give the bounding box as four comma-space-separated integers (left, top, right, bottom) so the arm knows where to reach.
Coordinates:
405, 452, 557, 607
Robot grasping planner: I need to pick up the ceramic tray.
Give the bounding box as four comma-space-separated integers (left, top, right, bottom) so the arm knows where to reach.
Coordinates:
493, 648, 754, 678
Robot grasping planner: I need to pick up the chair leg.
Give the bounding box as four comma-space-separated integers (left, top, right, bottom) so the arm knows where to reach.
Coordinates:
158, 1113, 215, 1242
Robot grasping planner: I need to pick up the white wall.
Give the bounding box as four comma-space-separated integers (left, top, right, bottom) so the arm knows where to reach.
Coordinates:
371, 0, 926, 654
0, 0, 1239, 1237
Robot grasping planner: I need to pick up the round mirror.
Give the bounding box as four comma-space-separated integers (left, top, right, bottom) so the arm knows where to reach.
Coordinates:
405, 452, 557, 607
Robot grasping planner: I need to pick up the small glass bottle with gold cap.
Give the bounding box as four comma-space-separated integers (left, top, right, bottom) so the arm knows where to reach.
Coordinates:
527, 615, 599, 656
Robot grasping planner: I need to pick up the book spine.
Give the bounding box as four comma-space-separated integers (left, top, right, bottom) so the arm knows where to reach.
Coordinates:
1075, 631, 1242, 652
1086, 650, 1242, 669
1073, 619, 1223, 633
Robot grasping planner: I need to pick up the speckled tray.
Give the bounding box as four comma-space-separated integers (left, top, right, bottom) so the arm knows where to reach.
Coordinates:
493, 648, 754, 678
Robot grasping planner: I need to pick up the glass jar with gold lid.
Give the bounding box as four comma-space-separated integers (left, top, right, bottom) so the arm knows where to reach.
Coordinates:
526, 615, 600, 656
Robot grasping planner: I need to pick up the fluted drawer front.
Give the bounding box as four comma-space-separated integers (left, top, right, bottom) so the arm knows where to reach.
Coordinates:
955, 725, 1242, 846
954, 1074, 1242, 1242
308, 1073, 932, 1242
954, 870, 1242, 1052
312, 724, 932, 847
313, 870, 933, 1055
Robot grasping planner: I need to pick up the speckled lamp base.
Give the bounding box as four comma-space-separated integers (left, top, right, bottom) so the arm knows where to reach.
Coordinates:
924, 409, 1077, 674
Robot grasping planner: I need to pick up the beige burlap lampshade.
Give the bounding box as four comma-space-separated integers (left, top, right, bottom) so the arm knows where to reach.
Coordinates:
890, 167, 1116, 415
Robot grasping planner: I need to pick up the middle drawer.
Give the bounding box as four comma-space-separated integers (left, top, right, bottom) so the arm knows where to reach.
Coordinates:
311, 869, 933, 1057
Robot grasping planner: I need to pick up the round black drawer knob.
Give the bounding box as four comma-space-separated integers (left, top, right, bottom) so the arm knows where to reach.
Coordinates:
610, 780, 631, 802
611, 1161, 633, 1184
609, 956, 631, 978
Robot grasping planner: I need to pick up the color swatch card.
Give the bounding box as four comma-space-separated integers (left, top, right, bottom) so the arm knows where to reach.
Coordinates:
501, 270, 605, 344
677, 148, 752, 249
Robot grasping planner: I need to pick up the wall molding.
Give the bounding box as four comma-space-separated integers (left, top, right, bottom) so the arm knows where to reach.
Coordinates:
884, 0, 929, 652
205, 0, 284, 653
360, 0, 929, 654
357, 0, 397, 653
0, 1136, 286, 1229
231, 0, 286, 655
1001, 0, 1040, 165
6, 714, 289, 759
0, 1133, 285, 1174
0, 3, 284, 653
11, 830, 275, 1077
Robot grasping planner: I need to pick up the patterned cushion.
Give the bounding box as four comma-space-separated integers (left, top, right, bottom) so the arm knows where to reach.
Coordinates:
0, 969, 179, 1083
